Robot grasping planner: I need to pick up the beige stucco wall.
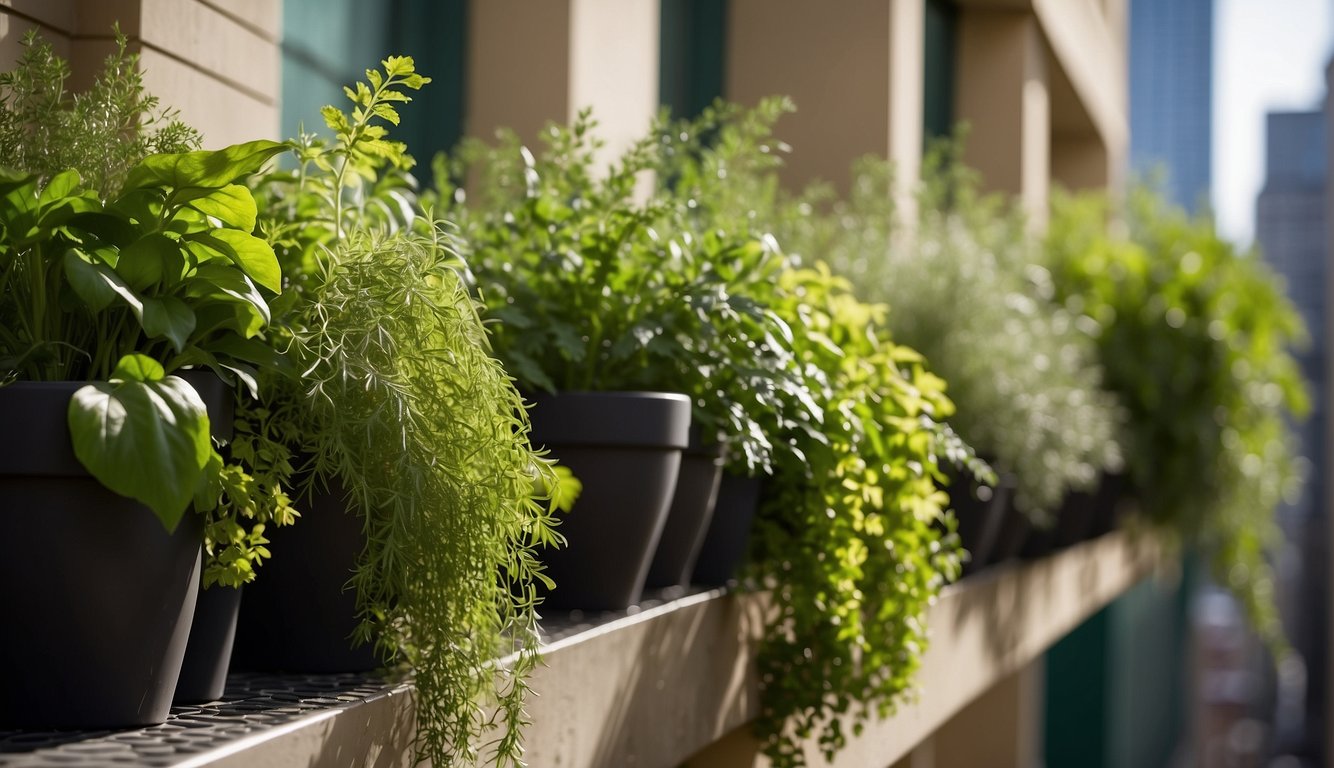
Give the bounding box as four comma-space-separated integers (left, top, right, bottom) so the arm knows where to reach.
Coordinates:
0, 0, 279, 148
467, 0, 659, 172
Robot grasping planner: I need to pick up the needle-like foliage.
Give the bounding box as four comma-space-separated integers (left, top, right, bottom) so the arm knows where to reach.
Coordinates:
256, 57, 569, 766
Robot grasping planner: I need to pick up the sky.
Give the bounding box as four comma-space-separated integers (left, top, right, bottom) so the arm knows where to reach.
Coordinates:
1214, 0, 1334, 245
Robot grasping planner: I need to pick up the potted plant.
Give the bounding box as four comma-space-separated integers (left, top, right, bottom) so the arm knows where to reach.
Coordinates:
1043, 186, 1308, 642
644, 99, 984, 766
442, 115, 782, 609
0, 33, 289, 727
231, 58, 574, 767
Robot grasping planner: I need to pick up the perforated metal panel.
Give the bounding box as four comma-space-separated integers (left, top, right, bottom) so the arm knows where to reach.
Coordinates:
0, 673, 398, 767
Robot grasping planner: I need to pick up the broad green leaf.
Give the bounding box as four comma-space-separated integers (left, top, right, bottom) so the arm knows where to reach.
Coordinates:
63, 248, 119, 311
111, 353, 165, 382
185, 229, 281, 293
67, 211, 140, 248
183, 265, 270, 333
142, 296, 197, 353
38, 169, 81, 204
68, 369, 211, 531
185, 185, 258, 231
117, 233, 181, 290
208, 332, 288, 372
123, 140, 289, 192
63, 248, 144, 317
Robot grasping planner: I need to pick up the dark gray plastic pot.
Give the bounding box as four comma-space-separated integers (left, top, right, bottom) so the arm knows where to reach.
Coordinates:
690, 473, 762, 587
529, 391, 691, 611
0, 374, 230, 729
231, 476, 379, 673
948, 471, 1016, 575
645, 438, 724, 590
174, 584, 242, 703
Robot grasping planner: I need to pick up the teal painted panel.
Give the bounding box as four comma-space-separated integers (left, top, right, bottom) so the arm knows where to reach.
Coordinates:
660, 0, 727, 119
1044, 559, 1195, 768
923, 0, 956, 143
282, 0, 466, 166
1044, 606, 1111, 768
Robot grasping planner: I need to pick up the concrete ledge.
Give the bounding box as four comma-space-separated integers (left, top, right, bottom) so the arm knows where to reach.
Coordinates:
0, 532, 1156, 768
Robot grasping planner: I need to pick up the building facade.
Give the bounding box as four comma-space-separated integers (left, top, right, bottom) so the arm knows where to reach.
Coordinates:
1128, 0, 1213, 210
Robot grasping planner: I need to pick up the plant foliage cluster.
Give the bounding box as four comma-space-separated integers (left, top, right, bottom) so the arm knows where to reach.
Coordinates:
443, 98, 979, 766
0, 32, 293, 586
254, 57, 570, 766
685, 114, 1123, 525
652, 101, 981, 765
436, 112, 810, 471
1043, 188, 1308, 641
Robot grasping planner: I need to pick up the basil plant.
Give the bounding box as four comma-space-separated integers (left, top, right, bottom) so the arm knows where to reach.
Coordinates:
0, 140, 289, 530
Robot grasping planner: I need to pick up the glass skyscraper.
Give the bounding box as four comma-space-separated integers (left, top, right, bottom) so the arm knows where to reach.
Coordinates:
1129, 0, 1214, 210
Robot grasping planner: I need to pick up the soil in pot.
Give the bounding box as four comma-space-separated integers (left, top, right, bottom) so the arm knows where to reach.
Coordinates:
691, 473, 762, 587
528, 391, 691, 611
174, 584, 242, 703
231, 476, 379, 673
0, 381, 212, 729
644, 438, 724, 590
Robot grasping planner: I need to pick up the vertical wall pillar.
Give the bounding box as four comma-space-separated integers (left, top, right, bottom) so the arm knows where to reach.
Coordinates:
889, 0, 926, 225
466, 0, 660, 169
726, 0, 924, 207
0, 0, 280, 147
933, 662, 1044, 768
955, 10, 1049, 224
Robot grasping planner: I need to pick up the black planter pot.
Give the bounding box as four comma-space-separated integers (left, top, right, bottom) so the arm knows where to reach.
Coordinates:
0, 379, 217, 729
948, 472, 1011, 574
991, 500, 1032, 564
645, 439, 724, 590
1021, 486, 1098, 560
231, 477, 378, 673
175, 584, 242, 703
1086, 472, 1128, 538
691, 473, 762, 587
529, 391, 691, 611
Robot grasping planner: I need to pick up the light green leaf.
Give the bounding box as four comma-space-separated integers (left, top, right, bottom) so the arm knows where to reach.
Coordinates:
185, 185, 258, 231
111, 353, 165, 382
68, 367, 212, 531
186, 229, 281, 293
142, 296, 197, 353
38, 169, 81, 204
123, 140, 289, 192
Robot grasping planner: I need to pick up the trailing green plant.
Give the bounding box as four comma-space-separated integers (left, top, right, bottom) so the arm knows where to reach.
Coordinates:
254, 57, 572, 766
794, 144, 1122, 524
1043, 187, 1308, 641
435, 112, 809, 472
652, 99, 983, 766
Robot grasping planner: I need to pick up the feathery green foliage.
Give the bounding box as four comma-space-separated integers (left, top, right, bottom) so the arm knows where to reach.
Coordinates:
256, 57, 568, 766
0, 30, 200, 199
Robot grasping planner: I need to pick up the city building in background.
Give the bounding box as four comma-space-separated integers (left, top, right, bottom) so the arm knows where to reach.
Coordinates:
1256, 105, 1328, 766
1129, 0, 1213, 210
